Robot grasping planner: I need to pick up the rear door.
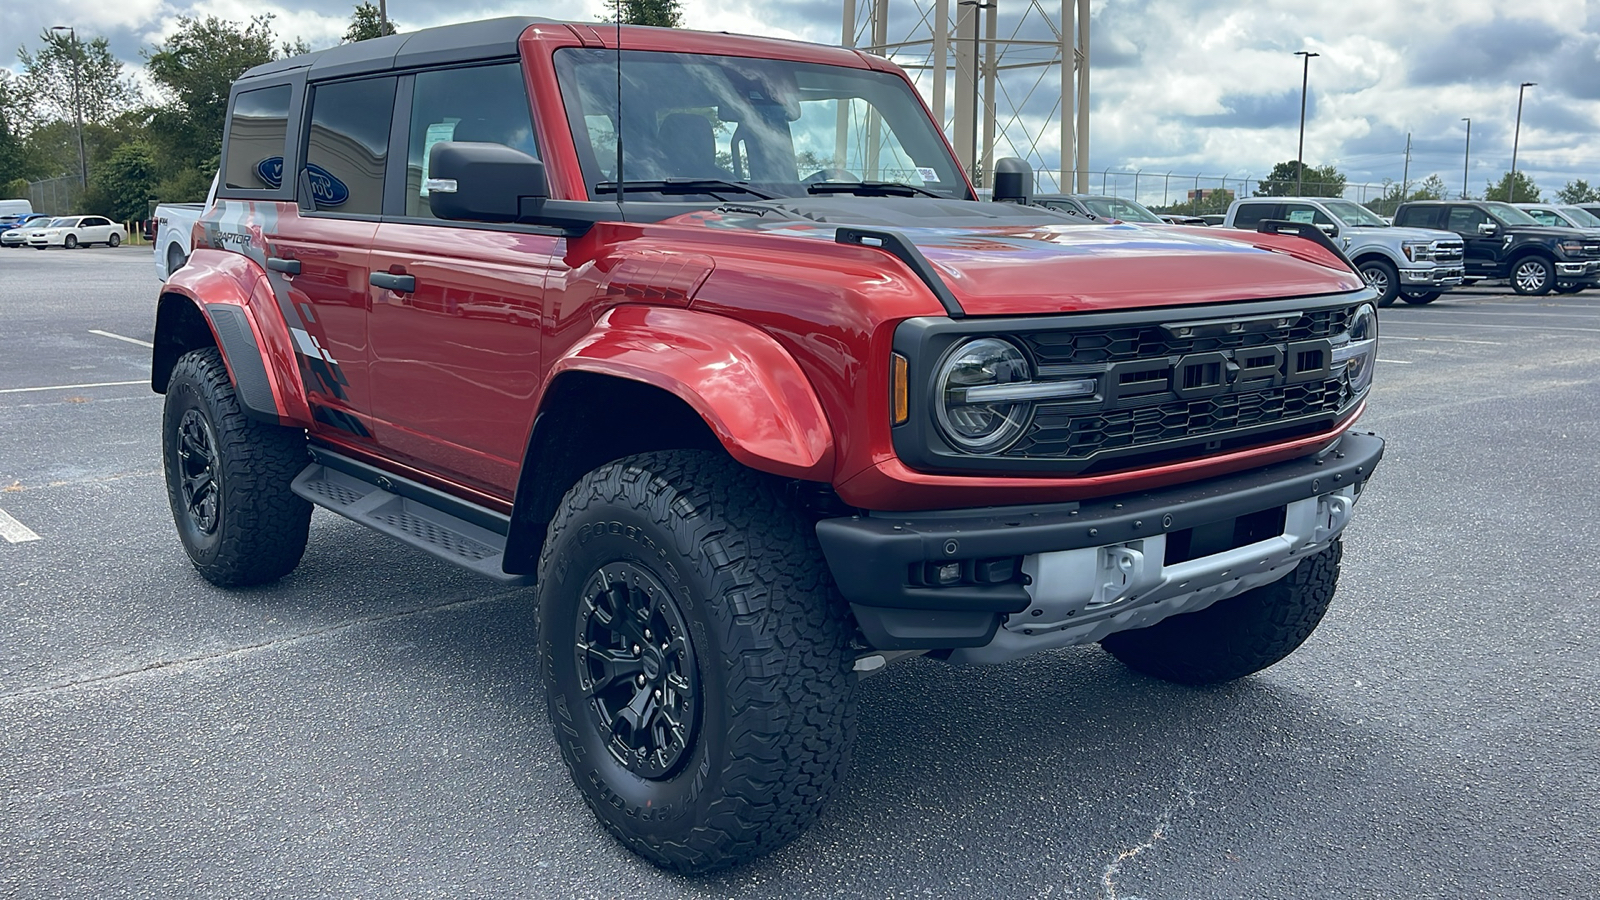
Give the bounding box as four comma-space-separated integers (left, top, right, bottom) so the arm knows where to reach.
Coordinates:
81, 217, 112, 243
366, 62, 557, 495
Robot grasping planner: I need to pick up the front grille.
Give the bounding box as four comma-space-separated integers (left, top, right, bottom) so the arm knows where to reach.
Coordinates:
1433, 244, 1464, 262
1582, 241, 1600, 258
992, 302, 1365, 472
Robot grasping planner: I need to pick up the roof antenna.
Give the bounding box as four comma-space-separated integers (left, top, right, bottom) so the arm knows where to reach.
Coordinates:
615, 0, 624, 208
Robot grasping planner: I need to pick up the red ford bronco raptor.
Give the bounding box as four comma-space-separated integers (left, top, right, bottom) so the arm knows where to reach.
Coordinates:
152, 17, 1383, 872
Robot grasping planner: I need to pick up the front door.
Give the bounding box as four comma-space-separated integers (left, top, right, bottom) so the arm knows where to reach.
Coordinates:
365, 62, 555, 496
1447, 205, 1501, 276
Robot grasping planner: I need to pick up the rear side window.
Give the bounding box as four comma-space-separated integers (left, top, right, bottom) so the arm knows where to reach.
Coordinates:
1231, 203, 1278, 228
304, 77, 397, 215
223, 85, 292, 190
1396, 205, 1443, 229
405, 64, 537, 219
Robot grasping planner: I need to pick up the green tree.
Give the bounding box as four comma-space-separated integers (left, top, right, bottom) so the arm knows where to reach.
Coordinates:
1485, 171, 1540, 203
1556, 179, 1598, 203
0, 72, 34, 184
1410, 173, 1449, 201
17, 30, 140, 128
144, 15, 304, 202
345, 3, 399, 42
1254, 160, 1346, 198
604, 0, 685, 27
85, 140, 158, 221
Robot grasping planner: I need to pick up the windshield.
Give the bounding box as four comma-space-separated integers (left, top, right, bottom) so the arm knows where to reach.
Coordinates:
1484, 202, 1540, 226
1080, 196, 1163, 223
1323, 199, 1388, 227
1561, 206, 1600, 227
47, 218, 76, 227
554, 48, 969, 201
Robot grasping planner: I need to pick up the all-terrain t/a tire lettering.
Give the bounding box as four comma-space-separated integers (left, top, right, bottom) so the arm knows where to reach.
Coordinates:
1099, 542, 1343, 685
162, 347, 311, 586
537, 450, 859, 873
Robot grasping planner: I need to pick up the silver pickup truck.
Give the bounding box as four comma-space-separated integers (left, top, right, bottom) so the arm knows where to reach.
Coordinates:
1225, 197, 1465, 305
151, 175, 217, 281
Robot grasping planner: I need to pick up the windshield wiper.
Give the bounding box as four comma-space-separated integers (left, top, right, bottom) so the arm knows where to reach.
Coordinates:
595, 178, 777, 200
807, 181, 943, 198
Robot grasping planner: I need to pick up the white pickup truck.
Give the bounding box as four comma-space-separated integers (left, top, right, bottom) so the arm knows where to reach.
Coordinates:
152, 176, 217, 281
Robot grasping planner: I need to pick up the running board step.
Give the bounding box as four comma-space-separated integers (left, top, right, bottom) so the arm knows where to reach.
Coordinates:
290, 450, 531, 585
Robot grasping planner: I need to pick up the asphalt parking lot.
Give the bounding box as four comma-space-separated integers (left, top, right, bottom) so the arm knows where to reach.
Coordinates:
2, 245, 1597, 899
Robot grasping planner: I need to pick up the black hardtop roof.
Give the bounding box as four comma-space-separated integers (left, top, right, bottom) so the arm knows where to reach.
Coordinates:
239, 16, 553, 82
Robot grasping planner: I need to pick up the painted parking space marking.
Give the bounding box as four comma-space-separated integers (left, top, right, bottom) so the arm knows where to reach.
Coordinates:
1377, 359, 1415, 364
1377, 321, 1600, 335
0, 507, 41, 543
88, 329, 155, 349
1383, 335, 1503, 345
0, 380, 146, 395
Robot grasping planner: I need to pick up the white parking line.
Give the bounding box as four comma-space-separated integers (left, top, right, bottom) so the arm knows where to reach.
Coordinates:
1384, 335, 1503, 345
0, 380, 146, 395
88, 329, 155, 349
1377, 359, 1415, 364
0, 507, 41, 543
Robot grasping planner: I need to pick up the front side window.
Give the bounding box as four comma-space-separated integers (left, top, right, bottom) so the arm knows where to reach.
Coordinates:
1526, 208, 1564, 227
554, 48, 967, 200
406, 64, 538, 219
1280, 203, 1336, 227
304, 77, 396, 215
1447, 206, 1490, 232
223, 85, 292, 191
1081, 197, 1162, 223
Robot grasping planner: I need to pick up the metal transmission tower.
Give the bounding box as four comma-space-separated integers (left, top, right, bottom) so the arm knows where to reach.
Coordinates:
841, 0, 1089, 191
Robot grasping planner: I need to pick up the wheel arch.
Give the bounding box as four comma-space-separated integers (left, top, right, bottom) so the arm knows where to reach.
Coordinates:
1350, 250, 1401, 270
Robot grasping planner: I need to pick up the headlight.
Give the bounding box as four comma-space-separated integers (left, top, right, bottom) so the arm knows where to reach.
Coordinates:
934, 338, 1034, 452
1401, 241, 1431, 262
1331, 303, 1377, 393
1558, 240, 1585, 255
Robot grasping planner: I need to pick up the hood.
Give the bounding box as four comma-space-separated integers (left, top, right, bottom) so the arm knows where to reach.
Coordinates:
1349, 225, 1462, 243
1503, 224, 1595, 239
674, 198, 1365, 316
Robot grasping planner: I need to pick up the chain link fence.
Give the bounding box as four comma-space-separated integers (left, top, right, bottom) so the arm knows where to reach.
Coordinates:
26, 175, 84, 217
1045, 170, 1418, 216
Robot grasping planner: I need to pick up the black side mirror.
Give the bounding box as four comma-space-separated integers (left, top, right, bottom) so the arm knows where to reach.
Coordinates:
992, 157, 1034, 204
427, 142, 549, 223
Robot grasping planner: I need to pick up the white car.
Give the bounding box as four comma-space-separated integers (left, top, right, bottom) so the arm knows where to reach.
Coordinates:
25, 215, 128, 250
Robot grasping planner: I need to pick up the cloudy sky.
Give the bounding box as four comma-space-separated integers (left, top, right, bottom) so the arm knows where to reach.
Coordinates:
6, 0, 1599, 200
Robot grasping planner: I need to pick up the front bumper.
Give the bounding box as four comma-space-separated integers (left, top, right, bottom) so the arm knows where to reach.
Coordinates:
816, 430, 1384, 656
1400, 265, 1463, 286
1555, 260, 1600, 279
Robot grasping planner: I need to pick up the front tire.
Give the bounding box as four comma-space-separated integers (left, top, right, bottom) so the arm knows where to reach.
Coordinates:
1400, 289, 1441, 305
63, 234, 78, 249
1358, 259, 1400, 307
1554, 284, 1584, 294
538, 451, 858, 873
1100, 542, 1342, 685
1511, 256, 1554, 295
162, 347, 311, 586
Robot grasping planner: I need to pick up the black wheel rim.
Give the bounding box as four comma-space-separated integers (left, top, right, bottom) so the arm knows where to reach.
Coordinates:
574, 561, 699, 779
177, 408, 221, 535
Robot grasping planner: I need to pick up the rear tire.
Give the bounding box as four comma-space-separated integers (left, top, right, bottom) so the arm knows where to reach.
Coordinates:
162, 347, 311, 587
108, 233, 121, 248
1100, 542, 1343, 685
1400, 289, 1441, 304
1358, 259, 1400, 307
538, 450, 858, 873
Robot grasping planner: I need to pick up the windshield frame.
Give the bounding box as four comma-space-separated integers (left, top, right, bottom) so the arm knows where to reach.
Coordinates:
1484, 202, 1540, 226
1322, 199, 1388, 228
553, 47, 972, 203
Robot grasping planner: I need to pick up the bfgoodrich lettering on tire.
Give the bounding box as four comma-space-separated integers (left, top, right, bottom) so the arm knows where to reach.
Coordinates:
162, 347, 311, 587
537, 450, 858, 873
1099, 542, 1343, 685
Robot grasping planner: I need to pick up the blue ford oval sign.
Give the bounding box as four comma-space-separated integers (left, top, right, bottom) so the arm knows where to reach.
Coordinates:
305, 164, 350, 208
256, 156, 285, 189
253, 157, 349, 208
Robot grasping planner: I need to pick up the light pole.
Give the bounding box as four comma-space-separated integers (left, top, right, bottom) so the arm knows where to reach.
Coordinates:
1509, 82, 1535, 202
49, 26, 88, 195
1460, 117, 1471, 199
958, 0, 994, 186
379, 0, 388, 34
1294, 50, 1319, 196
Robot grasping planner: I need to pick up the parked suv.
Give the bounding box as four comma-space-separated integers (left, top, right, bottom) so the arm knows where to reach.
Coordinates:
1393, 200, 1600, 295
152, 17, 1384, 873
1226, 197, 1464, 306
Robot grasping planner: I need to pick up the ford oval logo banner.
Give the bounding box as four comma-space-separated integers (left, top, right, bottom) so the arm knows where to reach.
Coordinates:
253, 157, 349, 208
256, 156, 285, 188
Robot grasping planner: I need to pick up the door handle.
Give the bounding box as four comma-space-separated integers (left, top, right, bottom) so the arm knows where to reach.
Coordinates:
370, 271, 416, 293
266, 257, 301, 275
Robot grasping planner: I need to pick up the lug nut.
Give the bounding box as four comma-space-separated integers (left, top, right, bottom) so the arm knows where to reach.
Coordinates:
636, 674, 647, 687
644, 629, 652, 640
